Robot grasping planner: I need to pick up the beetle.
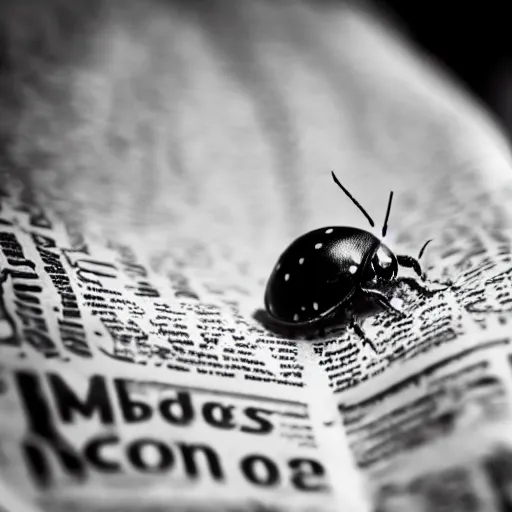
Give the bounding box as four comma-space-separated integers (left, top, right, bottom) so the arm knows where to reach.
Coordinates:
264, 171, 433, 351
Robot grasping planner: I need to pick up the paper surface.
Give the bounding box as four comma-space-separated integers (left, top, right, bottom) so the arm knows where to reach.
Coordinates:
1, 1, 512, 511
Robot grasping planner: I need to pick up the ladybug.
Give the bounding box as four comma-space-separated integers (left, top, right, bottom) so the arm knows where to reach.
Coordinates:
264, 171, 433, 350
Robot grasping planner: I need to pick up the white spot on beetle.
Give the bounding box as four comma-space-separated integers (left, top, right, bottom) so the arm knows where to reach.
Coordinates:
299, 257, 304, 265
315, 243, 323, 250
284, 273, 290, 281
390, 297, 404, 311
349, 265, 358, 274
313, 302, 319, 310
301, 306, 305, 311
325, 228, 333, 234
293, 313, 299, 321
276, 263, 281, 270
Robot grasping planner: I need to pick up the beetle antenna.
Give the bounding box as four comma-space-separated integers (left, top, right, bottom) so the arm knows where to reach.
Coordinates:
331, 171, 375, 227
381, 191, 393, 237
418, 239, 433, 259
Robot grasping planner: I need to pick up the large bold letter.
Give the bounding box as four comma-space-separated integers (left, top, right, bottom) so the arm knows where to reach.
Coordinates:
84, 435, 121, 472
178, 443, 224, 481
128, 439, 174, 473
115, 379, 152, 423
49, 374, 114, 424
240, 455, 280, 487
159, 391, 194, 425
289, 458, 328, 491
15, 371, 85, 487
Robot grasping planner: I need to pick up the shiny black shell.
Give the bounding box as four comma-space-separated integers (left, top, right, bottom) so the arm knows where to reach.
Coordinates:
264, 227, 382, 326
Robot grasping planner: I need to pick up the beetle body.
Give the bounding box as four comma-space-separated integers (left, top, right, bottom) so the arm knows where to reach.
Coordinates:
264, 226, 400, 328
262, 171, 435, 349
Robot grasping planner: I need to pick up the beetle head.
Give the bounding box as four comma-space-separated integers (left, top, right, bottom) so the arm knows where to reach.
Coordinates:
362, 243, 398, 286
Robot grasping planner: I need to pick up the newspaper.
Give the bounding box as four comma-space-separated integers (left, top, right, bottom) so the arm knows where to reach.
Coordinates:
0, 188, 366, 512
2, 1, 512, 511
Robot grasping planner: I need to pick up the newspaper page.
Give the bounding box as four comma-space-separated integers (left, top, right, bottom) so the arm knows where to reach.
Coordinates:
318, 13, 512, 512
1, 1, 512, 512
0, 195, 358, 512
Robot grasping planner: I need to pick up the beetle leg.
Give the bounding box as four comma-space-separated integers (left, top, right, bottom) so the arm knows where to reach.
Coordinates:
397, 254, 424, 279
395, 276, 436, 296
361, 288, 406, 317
349, 315, 378, 353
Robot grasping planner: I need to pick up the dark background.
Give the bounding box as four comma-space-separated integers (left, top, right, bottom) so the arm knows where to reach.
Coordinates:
379, 1, 512, 134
